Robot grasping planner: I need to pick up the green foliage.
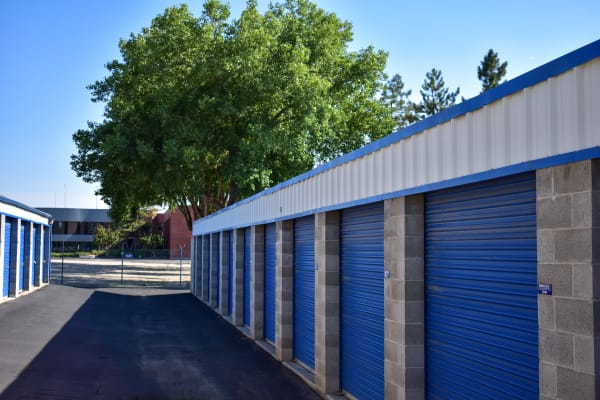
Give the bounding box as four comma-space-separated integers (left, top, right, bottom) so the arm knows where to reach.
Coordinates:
478, 49, 508, 92
71, 0, 394, 228
415, 68, 460, 118
93, 225, 122, 250
381, 73, 418, 130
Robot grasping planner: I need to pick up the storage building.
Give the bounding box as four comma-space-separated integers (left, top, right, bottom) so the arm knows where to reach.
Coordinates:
191, 39, 600, 399
1, 196, 52, 301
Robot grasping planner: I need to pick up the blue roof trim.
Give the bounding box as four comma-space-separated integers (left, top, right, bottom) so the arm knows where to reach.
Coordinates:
195, 38, 600, 226
0, 195, 53, 220
194, 146, 600, 235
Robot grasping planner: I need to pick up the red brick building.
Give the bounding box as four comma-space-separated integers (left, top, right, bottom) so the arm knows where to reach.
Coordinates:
153, 209, 192, 258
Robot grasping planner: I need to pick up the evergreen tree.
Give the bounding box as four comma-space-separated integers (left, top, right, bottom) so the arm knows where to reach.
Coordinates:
416, 68, 459, 118
478, 49, 508, 92
381, 73, 418, 130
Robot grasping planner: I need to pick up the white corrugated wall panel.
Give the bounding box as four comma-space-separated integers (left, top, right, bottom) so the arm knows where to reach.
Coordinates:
193, 55, 600, 236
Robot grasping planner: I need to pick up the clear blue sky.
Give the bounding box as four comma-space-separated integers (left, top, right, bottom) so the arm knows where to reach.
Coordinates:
1, 0, 598, 209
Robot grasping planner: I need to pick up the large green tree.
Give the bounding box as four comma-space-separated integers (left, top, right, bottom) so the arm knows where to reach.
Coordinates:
415, 68, 460, 118
71, 0, 394, 228
478, 49, 508, 92
381, 73, 418, 130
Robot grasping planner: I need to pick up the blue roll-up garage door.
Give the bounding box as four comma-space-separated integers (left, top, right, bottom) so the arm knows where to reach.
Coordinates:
3, 219, 11, 297
213, 234, 220, 306
264, 223, 276, 343
32, 225, 39, 286
203, 235, 210, 301
244, 227, 251, 327
42, 228, 50, 283
293, 216, 315, 369
340, 202, 385, 400
425, 172, 538, 399
228, 231, 234, 316
19, 223, 26, 292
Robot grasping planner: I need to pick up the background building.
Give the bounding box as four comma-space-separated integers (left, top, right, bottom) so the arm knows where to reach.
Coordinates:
152, 209, 192, 259
38, 208, 111, 252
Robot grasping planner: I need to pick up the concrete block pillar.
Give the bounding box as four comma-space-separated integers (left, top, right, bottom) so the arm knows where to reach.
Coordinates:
218, 231, 230, 316
276, 220, 294, 361
232, 229, 245, 326
314, 211, 340, 395
250, 225, 265, 339
209, 233, 219, 308
536, 159, 600, 399
384, 195, 425, 399
0, 215, 5, 295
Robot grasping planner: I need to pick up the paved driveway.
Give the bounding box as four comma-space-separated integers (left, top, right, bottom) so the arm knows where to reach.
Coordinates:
0, 285, 320, 400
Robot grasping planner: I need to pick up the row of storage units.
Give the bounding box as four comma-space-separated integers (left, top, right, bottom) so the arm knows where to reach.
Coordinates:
191, 172, 539, 399
1, 197, 53, 300
191, 40, 600, 399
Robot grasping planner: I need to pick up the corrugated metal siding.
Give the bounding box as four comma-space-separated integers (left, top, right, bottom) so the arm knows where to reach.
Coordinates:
425, 172, 538, 399
3, 219, 11, 297
264, 223, 276, 343
340, 202, 385, 400
19, 223, 25, 292
228, 231, 234, 316
244, 227, 251, 327
293, 216, 315, 369
193, 54, 600, 236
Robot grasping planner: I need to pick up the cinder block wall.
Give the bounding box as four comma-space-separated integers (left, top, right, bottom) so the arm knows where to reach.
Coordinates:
537, 159, 600, 399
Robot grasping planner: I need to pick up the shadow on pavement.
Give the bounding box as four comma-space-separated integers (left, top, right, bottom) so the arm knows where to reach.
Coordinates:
0, 289, 319, 400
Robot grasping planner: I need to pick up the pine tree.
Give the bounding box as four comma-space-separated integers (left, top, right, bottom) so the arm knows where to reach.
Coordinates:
478, 49, 508, 92
381, 73, 418, 130
416, 68, 459, 118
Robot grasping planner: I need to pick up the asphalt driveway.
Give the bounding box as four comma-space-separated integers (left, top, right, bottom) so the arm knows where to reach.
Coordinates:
0, 285, 320, 400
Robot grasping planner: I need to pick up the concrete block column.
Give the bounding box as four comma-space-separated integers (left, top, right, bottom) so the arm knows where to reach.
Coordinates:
218, 231, 230, 316
536, 159, 600, 399
314, 211, 340, 395
34, 225, 43, 287
232, 229, 245, 326
276, 220, 294, 361
209, 233, 219, 308
250, 225, 265, 339
9, 218, 21, 297
190, 236, 196, 296
384, 195, 425, 400
202, 235, 210, 302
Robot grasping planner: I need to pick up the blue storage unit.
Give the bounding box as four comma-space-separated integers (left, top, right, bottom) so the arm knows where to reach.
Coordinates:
425, 172, 538, 399
293, 216, 315, 369
264, 223, 276, 343
213, 234, 220, 306
19, 223, 26, 292
32, 225, 39, 286
228, 231, 234, 316
3, 219, 11, 297
244, 227, 251, 327
340, 202, 385, 400
203, 235, 210, 300
42, 228, 50, 283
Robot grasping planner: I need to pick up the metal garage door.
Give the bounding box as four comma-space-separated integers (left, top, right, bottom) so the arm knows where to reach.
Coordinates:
244, 227, 251, 327
213, 234, 220, 306
264, 223, 276, 343
340, 202, 385, 400
203, 235, 210, 301
228, 231, 234, 316
42, 228, 50, 283
425, 172, 538, 399
32, 225, 39, 286
293, 216, 315, 369
19, 223, 26, 292
3, 219, 11, 297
